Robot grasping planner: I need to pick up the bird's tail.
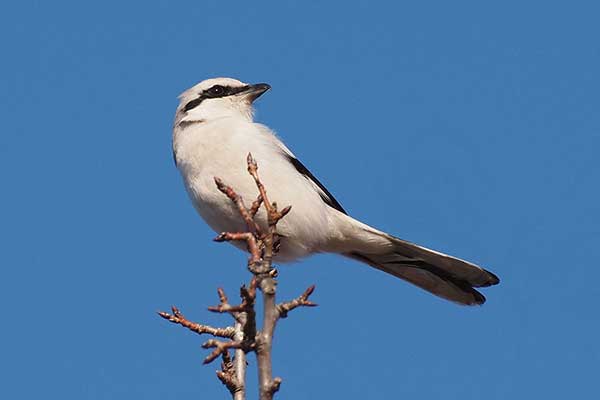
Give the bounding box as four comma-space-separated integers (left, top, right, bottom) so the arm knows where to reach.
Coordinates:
332, 215, 499, 305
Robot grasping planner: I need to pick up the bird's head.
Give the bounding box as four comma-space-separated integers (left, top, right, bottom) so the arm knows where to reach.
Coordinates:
176, 77, 270, 123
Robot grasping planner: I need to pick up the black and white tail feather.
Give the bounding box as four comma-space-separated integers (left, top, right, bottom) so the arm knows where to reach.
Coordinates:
344, 227, 499, 305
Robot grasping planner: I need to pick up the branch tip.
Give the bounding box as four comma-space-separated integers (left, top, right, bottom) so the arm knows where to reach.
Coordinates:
280, 205, 292, 218
157, 310, 170, 319
213, 232, 227, 242
246, 152, 257, 171
271, 377, 283, 394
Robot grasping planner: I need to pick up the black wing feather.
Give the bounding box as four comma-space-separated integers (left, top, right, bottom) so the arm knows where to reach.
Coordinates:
284, 154, 347, 215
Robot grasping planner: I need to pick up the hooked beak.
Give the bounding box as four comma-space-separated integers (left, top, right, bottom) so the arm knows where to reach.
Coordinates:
243, 83, 271, 103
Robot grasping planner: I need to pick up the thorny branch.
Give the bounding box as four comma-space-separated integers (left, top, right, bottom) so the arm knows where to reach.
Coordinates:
158, 153, 316, 400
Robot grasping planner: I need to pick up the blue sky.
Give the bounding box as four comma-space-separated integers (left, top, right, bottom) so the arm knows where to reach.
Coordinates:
1, 1, 599, 399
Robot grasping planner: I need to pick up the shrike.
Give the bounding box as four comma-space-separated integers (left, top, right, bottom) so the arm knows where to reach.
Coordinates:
172, 77, 499, 305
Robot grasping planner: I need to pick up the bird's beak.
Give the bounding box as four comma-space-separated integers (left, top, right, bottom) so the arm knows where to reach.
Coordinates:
243, 83, 271, 103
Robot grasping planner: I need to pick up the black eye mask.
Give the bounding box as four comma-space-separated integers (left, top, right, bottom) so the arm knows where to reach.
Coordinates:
183, 84, 251, 112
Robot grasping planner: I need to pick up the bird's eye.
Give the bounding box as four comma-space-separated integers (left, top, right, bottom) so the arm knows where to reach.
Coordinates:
208, 85, 226, 96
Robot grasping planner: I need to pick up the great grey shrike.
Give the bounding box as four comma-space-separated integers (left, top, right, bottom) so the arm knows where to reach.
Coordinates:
172, 77, 499, 305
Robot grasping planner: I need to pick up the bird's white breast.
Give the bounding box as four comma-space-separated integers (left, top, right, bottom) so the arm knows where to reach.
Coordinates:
173, 117, 339, 262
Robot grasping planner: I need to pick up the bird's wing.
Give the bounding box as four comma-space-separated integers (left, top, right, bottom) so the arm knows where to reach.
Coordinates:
275, 143, 347, 215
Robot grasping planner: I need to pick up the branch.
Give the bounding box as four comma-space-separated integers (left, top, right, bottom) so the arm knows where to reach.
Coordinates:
207, 283, 256, 316
202, 339, 247, 364
159, 153, 317, 400
214, 177, 262, 236
209, 285, 255, 400
158, 286, 255, 399
277, 285, 318, 319
246, 153, 291, 268
157, 307, 235, 338
214, 232, 262, 267
245, 153, 291, 400
216, 350, 244, 399
231, 320, 247, 400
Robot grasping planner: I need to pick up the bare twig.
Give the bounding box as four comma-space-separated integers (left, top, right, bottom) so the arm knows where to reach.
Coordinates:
277, 285, 318, 319
256, 279, 280, 400
210, 286, 253, 400
214, 177, 262, 235
216, 351, 244, 399
157, 307, 235, 338
214, 232, 262, 267
208, 285, 255, 315
202, 339, 246, 364
249, 194, 263, 218
246, 153, 291, 268
159, 153, 317, 400
158, 286, 254, 399
245, 153, 291, 400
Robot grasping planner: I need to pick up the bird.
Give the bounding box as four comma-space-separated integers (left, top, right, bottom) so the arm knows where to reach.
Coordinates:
172, 77, 499, 306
